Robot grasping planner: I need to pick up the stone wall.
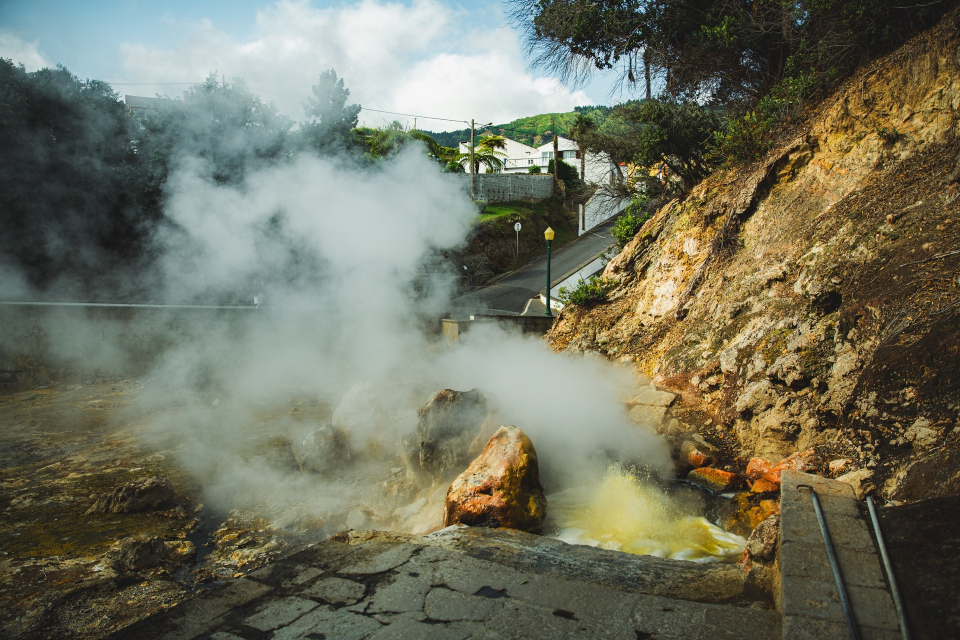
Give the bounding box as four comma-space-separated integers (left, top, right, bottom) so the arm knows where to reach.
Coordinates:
456, 174, 554, 203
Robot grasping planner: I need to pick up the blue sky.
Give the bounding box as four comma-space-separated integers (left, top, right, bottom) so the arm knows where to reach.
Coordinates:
0, 0, 629, 129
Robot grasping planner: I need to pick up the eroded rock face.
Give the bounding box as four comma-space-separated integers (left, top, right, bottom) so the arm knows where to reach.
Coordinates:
86, 476, 176, 515
443, 426, 546, 533
417, 388, 494, 479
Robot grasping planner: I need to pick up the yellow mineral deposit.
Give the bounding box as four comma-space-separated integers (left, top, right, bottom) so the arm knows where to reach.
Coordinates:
547, 466, 745, 562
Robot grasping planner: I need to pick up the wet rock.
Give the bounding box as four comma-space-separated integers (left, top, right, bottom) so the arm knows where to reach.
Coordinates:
86, 476, 176, 515
745, 458, 773, 481
837, 468, 875, 500
292, 422, 351, 474
686, 468, 747, 494
745, 515, 780, 563
719, 492, 781, 537
107, 537, 169, 571
443, 426, 546, 533
417, 389, 493, 479
164, 540, 197, 566
680, 440, 714, 469
750, 477, 781, 494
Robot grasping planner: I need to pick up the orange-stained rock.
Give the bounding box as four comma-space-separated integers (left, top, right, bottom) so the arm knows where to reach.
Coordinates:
443, 426, 546, 533
745, 458, 773, 481
680, 440, 714, 469
719, 492, 781, 536
750, 477, 781, 494
687, 467, 747, 494
763, 448, 816, 484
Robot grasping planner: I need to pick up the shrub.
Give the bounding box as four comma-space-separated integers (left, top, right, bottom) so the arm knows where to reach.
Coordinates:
612, 199, 651, 248
528, 164, 542, 174
558, 276, 618, 307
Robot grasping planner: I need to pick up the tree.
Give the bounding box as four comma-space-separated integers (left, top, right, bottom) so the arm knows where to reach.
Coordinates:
568, 113, 598, 183
507, 0, 953, 109
458, 134, 508, 173
302, 69, 361, 152
357, 122, 459, 168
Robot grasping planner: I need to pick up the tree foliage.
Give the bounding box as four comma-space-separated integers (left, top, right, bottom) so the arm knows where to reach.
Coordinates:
302, 69, 361, 152
509, 0, 954, 108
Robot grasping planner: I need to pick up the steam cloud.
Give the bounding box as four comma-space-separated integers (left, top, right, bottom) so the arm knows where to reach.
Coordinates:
4, 144, 671, 535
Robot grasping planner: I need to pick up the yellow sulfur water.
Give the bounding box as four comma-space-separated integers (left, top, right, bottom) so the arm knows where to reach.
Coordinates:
547, 466, 745, 562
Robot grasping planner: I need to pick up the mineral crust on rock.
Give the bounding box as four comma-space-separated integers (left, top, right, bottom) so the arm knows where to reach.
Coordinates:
86, 476, 176, 515
687, 468, 747, 494
443, 426, 546, 533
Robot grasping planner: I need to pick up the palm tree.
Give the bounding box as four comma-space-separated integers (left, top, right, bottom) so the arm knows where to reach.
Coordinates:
568, 114, 597, 183
458, 134, 508, 173
358, 122, 459, 169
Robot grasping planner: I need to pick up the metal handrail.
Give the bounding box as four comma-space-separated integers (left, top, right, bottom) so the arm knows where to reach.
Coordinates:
797, 484, 862, 640
867, 496, 912, 640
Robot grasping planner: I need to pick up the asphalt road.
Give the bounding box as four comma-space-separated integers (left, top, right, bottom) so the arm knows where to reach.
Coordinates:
452, 218, 617, 315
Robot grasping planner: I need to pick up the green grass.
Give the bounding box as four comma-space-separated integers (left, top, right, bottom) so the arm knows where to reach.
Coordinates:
477, 205, 521, 222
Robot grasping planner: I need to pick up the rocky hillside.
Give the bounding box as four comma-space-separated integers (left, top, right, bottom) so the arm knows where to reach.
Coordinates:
548, 10, 960, 503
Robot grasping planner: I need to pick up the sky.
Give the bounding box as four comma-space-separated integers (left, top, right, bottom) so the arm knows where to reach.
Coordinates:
0, 0, 632, 130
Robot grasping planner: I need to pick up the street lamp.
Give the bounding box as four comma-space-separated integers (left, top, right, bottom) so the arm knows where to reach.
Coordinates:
544, 227, 555, 317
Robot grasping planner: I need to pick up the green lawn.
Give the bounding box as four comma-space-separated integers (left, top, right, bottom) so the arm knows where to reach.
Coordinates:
477, 204, 522, 223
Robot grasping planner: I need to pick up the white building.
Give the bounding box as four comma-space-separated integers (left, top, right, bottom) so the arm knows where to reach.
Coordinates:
459, 135, 615, 185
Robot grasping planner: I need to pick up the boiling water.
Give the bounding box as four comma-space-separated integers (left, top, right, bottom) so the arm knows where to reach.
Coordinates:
546, 466, 745, 562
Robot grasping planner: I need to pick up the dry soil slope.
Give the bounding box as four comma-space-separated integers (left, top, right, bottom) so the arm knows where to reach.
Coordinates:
548, 10, 960, 503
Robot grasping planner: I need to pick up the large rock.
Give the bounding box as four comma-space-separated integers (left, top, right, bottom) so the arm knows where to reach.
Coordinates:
292, 422, 351, 474
106, 537, 169, 571
86, 476, 176, 515
745, 515, 780, 563
417, 388, 493, 479
443, 426, 546, 533
687, 468, 747, 494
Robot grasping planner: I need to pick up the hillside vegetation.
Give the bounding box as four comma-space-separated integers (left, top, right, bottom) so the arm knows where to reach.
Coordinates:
548, 10, 960, 503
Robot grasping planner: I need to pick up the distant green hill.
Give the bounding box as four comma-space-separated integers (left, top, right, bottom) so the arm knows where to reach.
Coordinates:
423, 105, 611, 149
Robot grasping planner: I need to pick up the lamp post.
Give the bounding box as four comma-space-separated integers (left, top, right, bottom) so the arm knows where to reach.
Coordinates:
544, 226, 555, 317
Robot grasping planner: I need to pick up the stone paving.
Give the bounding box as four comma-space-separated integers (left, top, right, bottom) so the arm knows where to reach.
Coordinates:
113, 526, 779, 640
779, 470, 900, 640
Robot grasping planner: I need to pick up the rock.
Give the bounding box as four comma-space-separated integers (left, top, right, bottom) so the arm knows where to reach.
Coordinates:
905, 417, 940, 449
766, 353, 806, 387
629, 403, 668, 426
86, 476, 176, 515
680, 440, 714, 469
837, 468, 875, 500
720, 347, 738, 373
735, 380, 779, 415
107, 537, 169, 571
745, 515, 780, 562
829, 458, 851, 474
750, 477, 780, 494
686, 468, 747, 494
164, 540, 197, 566
630, 386, 676, 407
443, 426, 546, 533
417, 389, 494, 479
292, 423, 351, 474
762, 448, 815, 484
719, 492, 781, 537
745, 458, 773, 480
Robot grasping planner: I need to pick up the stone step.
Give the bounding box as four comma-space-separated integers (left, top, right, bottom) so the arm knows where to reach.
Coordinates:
779, 470, 901, 640
112, 527, 780, 640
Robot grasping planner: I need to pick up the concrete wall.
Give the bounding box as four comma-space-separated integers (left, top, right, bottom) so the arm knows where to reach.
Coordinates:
580, 192, 631, 235
456, 174, 554, 203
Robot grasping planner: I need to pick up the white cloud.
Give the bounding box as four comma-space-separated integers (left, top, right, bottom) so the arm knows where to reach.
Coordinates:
0, 32, 53, 71
117, 0, 590, 128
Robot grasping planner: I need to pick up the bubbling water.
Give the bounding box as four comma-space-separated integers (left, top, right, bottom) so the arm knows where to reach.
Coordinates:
547, 465, 745, 562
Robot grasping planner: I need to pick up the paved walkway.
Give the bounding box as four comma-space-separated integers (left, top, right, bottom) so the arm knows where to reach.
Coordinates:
113, 526, 778, 640
779, 471, 900, 640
